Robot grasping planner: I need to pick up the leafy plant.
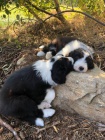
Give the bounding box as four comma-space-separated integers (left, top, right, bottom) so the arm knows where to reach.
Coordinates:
78, 0, 105, 16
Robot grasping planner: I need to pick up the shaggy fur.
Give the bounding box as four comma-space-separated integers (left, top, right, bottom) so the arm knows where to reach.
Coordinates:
37, 37, 76, 58
0, 55, 73, 126
37, 37, 94, 72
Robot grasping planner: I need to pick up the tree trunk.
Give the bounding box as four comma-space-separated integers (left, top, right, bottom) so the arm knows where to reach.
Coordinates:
53, 0, 69, 26
25, 0, 69, 26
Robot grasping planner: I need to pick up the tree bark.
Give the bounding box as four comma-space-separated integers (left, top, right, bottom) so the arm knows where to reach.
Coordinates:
53, 0, 69, 26
25, 0, 69, 26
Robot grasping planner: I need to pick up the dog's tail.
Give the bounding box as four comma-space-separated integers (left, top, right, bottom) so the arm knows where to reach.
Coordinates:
35, 108, 55, 126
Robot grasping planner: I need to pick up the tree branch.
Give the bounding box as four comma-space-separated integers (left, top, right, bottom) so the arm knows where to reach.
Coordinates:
43, 9, 105, 26
25, 0, 68, 25
25, 4, 43, 22
53, 0, 61, 13
25, 0, 55, 17
53, 0, 69, 25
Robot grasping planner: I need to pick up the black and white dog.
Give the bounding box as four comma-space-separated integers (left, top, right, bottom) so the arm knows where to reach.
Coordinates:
0, 55, 73, 126
37, 37, 94, 73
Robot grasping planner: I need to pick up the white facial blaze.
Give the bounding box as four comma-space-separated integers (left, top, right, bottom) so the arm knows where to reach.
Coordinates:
73, 51, 89, 72
73, 58, 88, 72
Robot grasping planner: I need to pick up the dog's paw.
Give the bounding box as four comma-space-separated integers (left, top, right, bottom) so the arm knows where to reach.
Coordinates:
43, 108, 55, 118
46, 52, 53, 59
35, 118, 44, 126
38, 101, 51, 109
37, 51, 45, 57
39, 45, 45, 49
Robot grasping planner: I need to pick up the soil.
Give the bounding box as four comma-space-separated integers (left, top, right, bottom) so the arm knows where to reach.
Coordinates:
0, 15, 105, 140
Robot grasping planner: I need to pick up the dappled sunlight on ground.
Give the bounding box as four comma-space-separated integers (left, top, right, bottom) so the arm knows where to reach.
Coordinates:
0, 14, 105, 139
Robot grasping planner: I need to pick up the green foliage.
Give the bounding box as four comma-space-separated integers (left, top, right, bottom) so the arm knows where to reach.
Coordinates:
0, 0, 104, 17
16, 14, 20, 20
78, 0, 105, 16
0, 0, 104, 28
5, 8, 11, 15
3, 14, 6, 18
0, 0, 55, 20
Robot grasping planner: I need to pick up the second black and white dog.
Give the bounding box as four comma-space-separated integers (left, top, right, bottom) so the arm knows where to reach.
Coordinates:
0, 55, 73, 126
37, 37, 94, 73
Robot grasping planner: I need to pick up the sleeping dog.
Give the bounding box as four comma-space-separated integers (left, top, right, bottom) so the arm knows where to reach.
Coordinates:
0, 55, 74, 126
37, 37, 94, 72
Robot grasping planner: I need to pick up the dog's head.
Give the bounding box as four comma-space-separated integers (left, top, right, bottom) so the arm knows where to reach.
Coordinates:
37, 43, 57, 59
69, 48, 94, 72
51, 56, 74, 84
45, 43, 57, 59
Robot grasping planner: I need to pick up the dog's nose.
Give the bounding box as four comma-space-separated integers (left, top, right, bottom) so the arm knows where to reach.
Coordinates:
79, 66, 84, 71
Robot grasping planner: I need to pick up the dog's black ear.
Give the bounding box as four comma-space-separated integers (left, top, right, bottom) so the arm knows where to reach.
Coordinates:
69, 49, 84, 62
37, 45, 49, 57
42, 46, 49, 53
86, 56, 94, 70
48, 43, 57, 56
66, 60, 73, 74
51, 58, 73, 84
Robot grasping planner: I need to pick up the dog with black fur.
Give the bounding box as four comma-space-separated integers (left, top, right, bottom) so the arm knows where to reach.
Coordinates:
0, 55, 74, 127
37, 37, 94, 73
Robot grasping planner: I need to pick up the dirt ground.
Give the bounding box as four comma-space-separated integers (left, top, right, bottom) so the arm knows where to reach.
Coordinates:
0, 15, 105, 140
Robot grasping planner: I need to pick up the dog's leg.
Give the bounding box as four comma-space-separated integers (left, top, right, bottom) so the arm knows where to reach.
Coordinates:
37, 45, 46, 56
37, 51, 45, 57
23, 108, 55, 126
44, 88, 55, 103
38, 101, 51, 109
38, 88, 55, 109
0, 95, 55, 126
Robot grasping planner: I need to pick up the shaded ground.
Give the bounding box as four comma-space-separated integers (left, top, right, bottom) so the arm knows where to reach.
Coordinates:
0, 15, 105, 140
1, 108, 105, 140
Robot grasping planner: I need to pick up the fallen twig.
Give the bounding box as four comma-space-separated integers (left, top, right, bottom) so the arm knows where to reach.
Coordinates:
0, 117, 21, 140
36, 121, 60, 134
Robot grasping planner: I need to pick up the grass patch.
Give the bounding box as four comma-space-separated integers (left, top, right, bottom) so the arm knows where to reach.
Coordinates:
60, 6, 83, 20
0, 4, 33, 28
